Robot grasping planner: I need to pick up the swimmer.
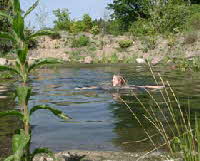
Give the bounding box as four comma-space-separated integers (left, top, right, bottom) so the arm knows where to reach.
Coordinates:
112, 75, 164, 90
75, 75, 164, 90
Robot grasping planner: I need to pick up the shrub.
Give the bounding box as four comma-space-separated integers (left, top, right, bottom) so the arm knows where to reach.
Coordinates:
129, 19, 155, 37
118, 40, 133, 48
91, 25, 100, 35
150, 4, 190, 33
71, 35, 90, 48
141, 36, 157, 51
70, 21, 86, 34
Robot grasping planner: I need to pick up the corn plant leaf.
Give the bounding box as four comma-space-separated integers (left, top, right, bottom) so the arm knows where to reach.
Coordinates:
0, 32, 15, 41
30, 148, 55, 161
13, 13, 24, 39
12, 0, 21, 14
0, 11, 13, 24
11, 129, 30, 161
28, 58, 63, 73
28, 30, 55, 39
4, 155, 15, 161
0, 65, 20, 75
17, 47, 28, 64
24, 0, 39, 18
16, 86, 31, 107
30, 105, 71, 120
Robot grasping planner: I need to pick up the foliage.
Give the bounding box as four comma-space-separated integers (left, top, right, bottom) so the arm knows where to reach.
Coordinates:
82, 14, 93, 32
150, 3, 190, 33
91, 25, 100, 35
0, 0, 71, 160
107, 0, 150, 31
173, 57, 200, 72
53, 8, 71, 31
141, 36, 156, 51
129, 18, 155, 36
70, 21, 86, 34
185, 6, 200, 31
118, 39, 133, 48
71, 35, 90, 48
105, 20, 123, 36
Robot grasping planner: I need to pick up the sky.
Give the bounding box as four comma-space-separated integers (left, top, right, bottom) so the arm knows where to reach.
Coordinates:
21, 0, 113, 29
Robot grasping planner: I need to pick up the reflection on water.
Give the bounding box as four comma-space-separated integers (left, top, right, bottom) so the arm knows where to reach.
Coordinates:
0, 83, 20, 158
1, 64, 200, 157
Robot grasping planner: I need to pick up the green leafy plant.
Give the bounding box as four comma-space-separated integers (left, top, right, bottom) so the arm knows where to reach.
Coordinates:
71, 35, 90, 48
91, 25, 100, 35
0, 0, 71, 160
118, 40, 133, 48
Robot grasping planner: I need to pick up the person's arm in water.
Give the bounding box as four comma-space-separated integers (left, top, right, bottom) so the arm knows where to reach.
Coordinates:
137, 85, 164, 90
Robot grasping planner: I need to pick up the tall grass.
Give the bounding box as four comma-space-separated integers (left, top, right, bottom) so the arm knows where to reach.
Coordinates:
119, 62, 200, 161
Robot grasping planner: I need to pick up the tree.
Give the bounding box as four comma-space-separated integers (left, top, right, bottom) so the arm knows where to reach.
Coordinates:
82, 14, 93, 31
53, 8, 71, 31
107, 0, 150, 31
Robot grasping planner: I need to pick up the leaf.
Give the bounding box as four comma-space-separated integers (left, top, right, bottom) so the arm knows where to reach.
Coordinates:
16, 86, 31, 106
24, 0, 39, 18
4, 155, 15, 161
0, 110, 24, 120
12, 0, 21, 14
30, 148, 55, 161
0, 32, 15, 41
0, 11, 13, 24
11, 129, 30, 161
17, 47, 28, 64
0, 65, 20, 75
13, 13, 25, 40
30, 105, 71, 120
28, 58, 63, 73
28, 30, 56, 39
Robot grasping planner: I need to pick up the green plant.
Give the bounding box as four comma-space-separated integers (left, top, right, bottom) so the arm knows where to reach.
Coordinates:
71, 35, 90, 48
110, 53, 118, 63
82, 14, 93, 32
141, 36, 156, 51
129, 19, 155, 37
0, 0, 71, 160
118, 40, 133, 48
91, 25, 100, 35
53, 8, 71, 31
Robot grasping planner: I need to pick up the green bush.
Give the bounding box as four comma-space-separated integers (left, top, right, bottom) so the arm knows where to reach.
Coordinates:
70, 21, 86, 34
71, 35, 90, 48
150, 4, 190, 33
91, 25, 100, 35
129, 19, 155, 37
118, 40, 133, 48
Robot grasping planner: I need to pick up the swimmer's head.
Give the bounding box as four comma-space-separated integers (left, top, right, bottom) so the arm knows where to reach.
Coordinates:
112, 75, 126, 87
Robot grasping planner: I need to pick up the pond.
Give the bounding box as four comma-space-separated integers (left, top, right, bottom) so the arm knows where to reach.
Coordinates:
1, 64, 200, 157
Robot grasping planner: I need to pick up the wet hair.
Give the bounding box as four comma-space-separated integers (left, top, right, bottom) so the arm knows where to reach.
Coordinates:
113, 75, 126, 86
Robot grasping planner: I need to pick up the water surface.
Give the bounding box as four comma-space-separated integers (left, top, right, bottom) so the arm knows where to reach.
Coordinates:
1, 64, 200, 157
